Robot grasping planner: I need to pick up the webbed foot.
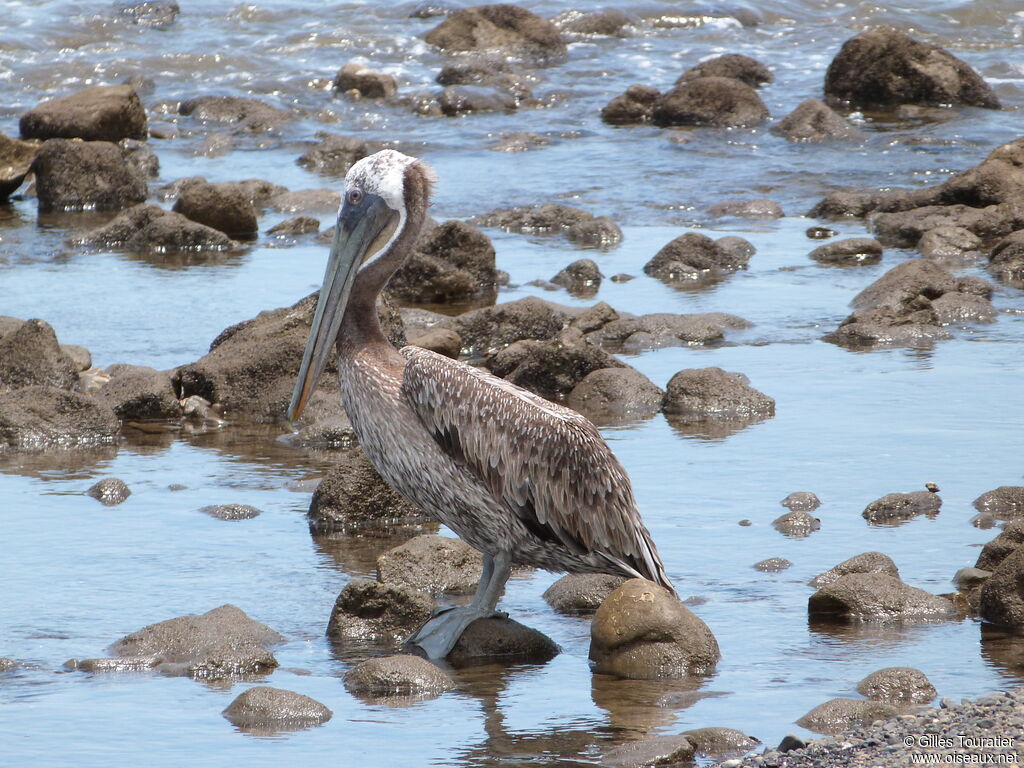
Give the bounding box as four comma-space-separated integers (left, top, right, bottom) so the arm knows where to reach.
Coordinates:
403, 606, 501, 660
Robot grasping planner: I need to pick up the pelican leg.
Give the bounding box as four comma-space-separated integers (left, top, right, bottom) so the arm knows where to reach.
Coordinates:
405, 551, 512, 660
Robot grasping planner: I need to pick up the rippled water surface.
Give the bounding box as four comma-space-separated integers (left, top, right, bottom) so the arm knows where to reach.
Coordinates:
2, 1, 1024, 766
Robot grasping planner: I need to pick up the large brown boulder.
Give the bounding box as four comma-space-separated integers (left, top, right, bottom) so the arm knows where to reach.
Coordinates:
974, 486, 1024, 523
808, 573, 956, 621
173, 292, 404, 421
979, 549, 1024, 628
0, 386, 119, 452
32, 139, 147, 212
542, 573, 626, 615
824, 27, 1000, 110
222, 686, 332, 732
652, 77, 769, 128
491, 338, 626, 401
0, 319, 78, 392
424, 5, 567, 66
662, 367, 774, 422
446, 617, 558, 667
308, 448, 428, 534
326, 579, 434, 643
388, 220, 497, 303
20, 85, 147, 142
343, 654, 454, 698
172, 180, 258, 237
589, 579, 719, 680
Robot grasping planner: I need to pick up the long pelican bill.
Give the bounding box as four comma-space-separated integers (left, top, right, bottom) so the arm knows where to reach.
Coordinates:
288, 193, 399, 422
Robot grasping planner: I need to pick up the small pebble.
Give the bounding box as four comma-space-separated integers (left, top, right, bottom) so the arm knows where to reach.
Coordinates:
199, 504, 262, 521
86, 478, 131, 506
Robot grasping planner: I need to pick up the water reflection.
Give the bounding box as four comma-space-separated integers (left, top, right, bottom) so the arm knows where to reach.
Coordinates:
979, 624, 1024, 677
0, 445, 117, 480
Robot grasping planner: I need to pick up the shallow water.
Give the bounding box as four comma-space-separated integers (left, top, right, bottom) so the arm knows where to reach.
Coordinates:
2, 1, 1024, 766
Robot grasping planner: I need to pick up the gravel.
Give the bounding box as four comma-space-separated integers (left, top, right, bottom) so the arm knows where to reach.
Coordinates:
733, 688, 1022, 768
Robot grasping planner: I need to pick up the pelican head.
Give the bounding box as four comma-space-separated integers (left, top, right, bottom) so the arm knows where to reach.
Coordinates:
288, 150, 435, 421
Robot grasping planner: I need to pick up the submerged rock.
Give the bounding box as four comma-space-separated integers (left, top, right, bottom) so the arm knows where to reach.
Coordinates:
863, 490, 941, 525
0, 386, 119, 452
589, 579, 719, 680
707, 199, 784, 220
377, 535, 482, 596
542, 573, 626, 615
652, 77, 769, 128
810, 552, 900, 588
222, 686, 332, 732
309, 449, 427, 534
446, 617, 558, 667
424, 5, 567, 66
108, 604, 284, 680
344, 654, 454, 697
87, 478, 131, 506
796, 698, 900, 735
77, 204, 232, 252
644, 232, 753, 282
200, 504, 262, 521
772, 98, 859, 142
856, 667, 937, 704
587, 312, 749, 351
178, 95, 293, 133
809, 237, 883, 266
824, 27, 1000, 110
327, 579, 434, 643
555, 9, 631, 37
772, 510, 820, 538
808, 573, 955, 622
32, 139, 147, 212
20, 84, 147, 142
754, 558, 792, 573
601, 735, 696, 768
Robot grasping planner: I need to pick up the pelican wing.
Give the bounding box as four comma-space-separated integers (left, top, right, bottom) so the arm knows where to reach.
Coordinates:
399, 346, 673, 592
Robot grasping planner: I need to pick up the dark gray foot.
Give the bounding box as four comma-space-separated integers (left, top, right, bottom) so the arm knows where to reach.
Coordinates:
404, 607, 501, 660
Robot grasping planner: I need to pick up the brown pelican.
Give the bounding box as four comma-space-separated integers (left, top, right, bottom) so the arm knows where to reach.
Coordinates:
289, 150, 675, 659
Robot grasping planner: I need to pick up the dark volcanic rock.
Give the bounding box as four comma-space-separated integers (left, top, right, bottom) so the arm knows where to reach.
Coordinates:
0, 387, 119, 452
542, 573, 626, 615
796, 698, 900, 735
308, 448, 426, 534
32, 139, 147, 212
589, 579, 719, 680
772, 510, 821, 538
707, 199, 784, 220
115, 1, 180, 27
267, 216, 319, 236
472, 203, 620, 245
754, 558, 792, 573
494, 338, 626, 401
551, 258, 602, 294
677, 54, 773, 88
567, 367, 664, 425
974, 486, 1024, 524
871, 204, 1024, 248
0, 319, 78, 392
976, 523, 1024, 572
108, 604, 284, 680
178, 96, 293, 133
602, 735, 697, 768
172, 180, 258, 237
20, 85, 147, 142
990, 230, 1024, 289
808, 573, 955, 621
863, 490, 942, 525
681, 727, 761, 759
222, 686, 332, 732
587, 311, 749, 351
86, 478, 131, 506
918, 226, 982, 263
567, 216, 622, 246
652, 77, 769, 128
771, 98, 859, 142
424, 4, 568, 66
344, 654, 454, 697
334, 62, 397, 98
601, 84, 660, 125
662, 367, 775, 422
824, 27, 1000, 110
174, 292, 404, 421
856, 667, 937, 704
296, 132, 371, 176
377, 535, 483, 596
0, 132, 39, 199
446, 617, 558, 667
77, 204, 232, 252
455, 297, 571, 356
327, 579, 434, 643
438, 85, 517, 115
781, 492, 821, 511
644, 232, 753, 282
979, 549, 1024, 628
809, 237, 883, 266
389, 220, 497, 303
810, 552, 900, 588
200, 504, 262, 521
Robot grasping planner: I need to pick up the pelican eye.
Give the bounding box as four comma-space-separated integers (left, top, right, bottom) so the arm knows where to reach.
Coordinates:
347, 188, 363, 206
